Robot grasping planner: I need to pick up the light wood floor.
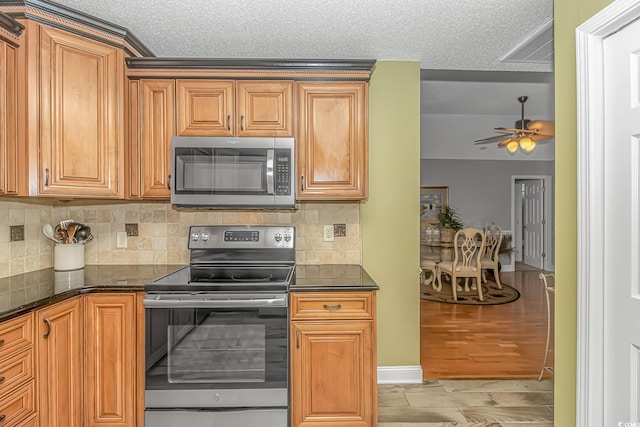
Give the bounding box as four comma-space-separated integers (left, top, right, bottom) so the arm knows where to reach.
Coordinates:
420, 267, 554, 379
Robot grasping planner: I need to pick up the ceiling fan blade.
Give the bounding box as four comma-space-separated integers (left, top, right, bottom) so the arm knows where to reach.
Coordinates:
526, 120, 555, 136
474, 133, 513, 144
497, 138, 514, 147
494, 127, 534, 134
531, 133, 554, 142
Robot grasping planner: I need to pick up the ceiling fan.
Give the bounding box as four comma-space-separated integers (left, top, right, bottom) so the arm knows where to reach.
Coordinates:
474, 96, 555, 153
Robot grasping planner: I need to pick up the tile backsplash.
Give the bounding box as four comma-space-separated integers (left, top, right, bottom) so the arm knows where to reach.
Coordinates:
0, 199, 361, 279
0, 199, 55, 278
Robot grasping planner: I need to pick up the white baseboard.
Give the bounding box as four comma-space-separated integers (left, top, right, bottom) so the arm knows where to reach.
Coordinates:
377, 365, 423, 384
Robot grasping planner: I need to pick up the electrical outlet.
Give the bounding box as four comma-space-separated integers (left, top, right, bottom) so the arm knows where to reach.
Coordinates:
116, 231, 128, 248
333, 224, 346, 237
323, 225, 334, 242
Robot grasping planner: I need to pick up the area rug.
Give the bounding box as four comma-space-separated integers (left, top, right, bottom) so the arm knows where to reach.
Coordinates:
420, 279, 520, 305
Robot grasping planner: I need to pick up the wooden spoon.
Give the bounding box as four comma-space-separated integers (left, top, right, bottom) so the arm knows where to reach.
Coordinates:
66, 223, 79, 244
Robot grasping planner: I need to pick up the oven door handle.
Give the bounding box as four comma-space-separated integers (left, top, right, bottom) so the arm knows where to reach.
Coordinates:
143, 294, 288, 308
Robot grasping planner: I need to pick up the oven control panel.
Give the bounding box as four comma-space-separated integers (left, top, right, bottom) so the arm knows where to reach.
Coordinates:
188, 225, 295, 250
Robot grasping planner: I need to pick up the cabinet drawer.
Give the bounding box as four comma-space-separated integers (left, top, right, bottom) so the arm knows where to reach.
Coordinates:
0, 315, 33, 360
290, 292, 374, 320
0, 349, 33, 398
0, 380, 36, 427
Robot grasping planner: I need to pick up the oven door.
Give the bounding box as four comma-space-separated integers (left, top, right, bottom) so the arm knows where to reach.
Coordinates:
143, 293, 288, 409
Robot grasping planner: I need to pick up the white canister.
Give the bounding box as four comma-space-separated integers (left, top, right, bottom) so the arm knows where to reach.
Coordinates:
54, 243, 85, 271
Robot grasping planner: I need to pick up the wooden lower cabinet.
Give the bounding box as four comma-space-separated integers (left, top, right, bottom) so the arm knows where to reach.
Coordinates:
290, 291, 377, 427
36, 296, 83, 427
84, 293, 137, 427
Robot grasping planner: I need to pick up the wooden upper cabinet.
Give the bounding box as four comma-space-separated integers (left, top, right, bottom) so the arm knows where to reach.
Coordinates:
296, 82, 368, 199
176, 80, 234, 136
176, 79, 293, 137
128, 79, 175, 199
236, 81, 293, 136
37, 296, 83, 427
0, 40, 19, 195
37, 25, 124, 197
0, 13, 25, 197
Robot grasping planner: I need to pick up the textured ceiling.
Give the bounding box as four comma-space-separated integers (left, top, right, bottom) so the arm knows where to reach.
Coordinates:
50, 0, 553, 72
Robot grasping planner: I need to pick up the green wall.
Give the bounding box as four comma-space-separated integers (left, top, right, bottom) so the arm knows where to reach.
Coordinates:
362, 61, 421, 366
555, 0, 612, 425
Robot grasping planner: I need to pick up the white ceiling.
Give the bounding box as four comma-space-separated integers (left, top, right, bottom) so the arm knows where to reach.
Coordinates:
49, 0, 555, 159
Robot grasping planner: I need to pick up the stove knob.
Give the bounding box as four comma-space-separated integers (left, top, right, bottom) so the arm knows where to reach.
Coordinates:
284, 234, 292, 242
201, 233, 209, 241
274, 233, 283, 242
191, 233, 200, 241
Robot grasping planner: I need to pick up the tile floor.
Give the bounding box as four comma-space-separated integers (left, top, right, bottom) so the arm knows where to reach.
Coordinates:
377, 379, 553, 426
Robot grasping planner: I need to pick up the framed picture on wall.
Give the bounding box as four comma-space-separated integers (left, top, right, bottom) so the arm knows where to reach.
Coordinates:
420, 186, 448, 223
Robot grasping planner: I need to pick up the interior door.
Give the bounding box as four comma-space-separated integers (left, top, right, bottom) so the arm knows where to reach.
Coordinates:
522, 179, 544, 268
602, 16, 640, 423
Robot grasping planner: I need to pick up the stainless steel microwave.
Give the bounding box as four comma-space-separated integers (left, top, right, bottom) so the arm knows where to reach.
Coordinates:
171, 137, 295, 209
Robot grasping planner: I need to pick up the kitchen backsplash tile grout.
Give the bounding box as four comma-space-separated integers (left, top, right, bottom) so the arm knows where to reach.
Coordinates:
0, 200, 362, 279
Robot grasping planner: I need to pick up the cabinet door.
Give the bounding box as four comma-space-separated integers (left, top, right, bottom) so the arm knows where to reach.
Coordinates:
136, 79, 175, 199
176, 80, 233, 136
296, 82, 368, 199
290, 321, 374, 427
37, 297, 82, 427
236, 81, 293, 136
38, 25, 124, 197
0, 40, 19, 195
84, 293, 136, 427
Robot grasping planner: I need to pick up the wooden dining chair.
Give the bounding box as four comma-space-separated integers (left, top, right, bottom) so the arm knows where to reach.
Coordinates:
481, 224, 503, 289
437, 228, 486, 301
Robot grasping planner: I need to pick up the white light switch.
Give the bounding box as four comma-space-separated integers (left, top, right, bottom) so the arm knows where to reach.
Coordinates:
116, 231, 128, 248
323, 225, 334, 242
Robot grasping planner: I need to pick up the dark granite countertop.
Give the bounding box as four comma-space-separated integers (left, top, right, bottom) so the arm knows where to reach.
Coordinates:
0, 263, 378, 322
292, 264, 379, 291
0, 265, 183, 322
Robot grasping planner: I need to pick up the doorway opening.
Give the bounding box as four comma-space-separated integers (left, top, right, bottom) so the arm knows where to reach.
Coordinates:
511, 175, 554, 271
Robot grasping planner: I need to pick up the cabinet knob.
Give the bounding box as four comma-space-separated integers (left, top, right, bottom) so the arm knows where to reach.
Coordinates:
0, 339, 4, 345
44, 168, 50, 187
227, 115, 231, 131
240, 115, 244, 131
323, 304, 342, 310
0, 376, 5, 383
167, 175, 171, 190
0, 414, 5, 422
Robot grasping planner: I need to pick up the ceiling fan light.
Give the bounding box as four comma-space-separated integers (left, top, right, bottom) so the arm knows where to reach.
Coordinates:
519, 137, 536, 152
507, 140, 519, 153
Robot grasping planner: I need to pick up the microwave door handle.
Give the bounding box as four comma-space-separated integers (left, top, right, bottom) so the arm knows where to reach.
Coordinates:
267, 149, 275, 195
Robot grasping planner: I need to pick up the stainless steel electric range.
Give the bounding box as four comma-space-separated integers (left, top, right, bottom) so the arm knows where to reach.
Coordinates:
144, 225, 295, 427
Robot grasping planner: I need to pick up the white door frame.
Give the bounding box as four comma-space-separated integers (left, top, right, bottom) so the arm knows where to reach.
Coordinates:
510, 175, 554, 271
576, 1, 640, 425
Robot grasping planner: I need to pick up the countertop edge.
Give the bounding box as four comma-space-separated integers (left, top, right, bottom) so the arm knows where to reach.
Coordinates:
290, 285, 379, 292
0, 285, 144, 323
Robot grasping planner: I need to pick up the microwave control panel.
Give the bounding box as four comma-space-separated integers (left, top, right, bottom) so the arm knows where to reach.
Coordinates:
275, 149, 291, 195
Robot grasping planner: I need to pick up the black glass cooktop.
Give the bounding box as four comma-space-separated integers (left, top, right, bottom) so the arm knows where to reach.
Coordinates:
146, 265, 295, 292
